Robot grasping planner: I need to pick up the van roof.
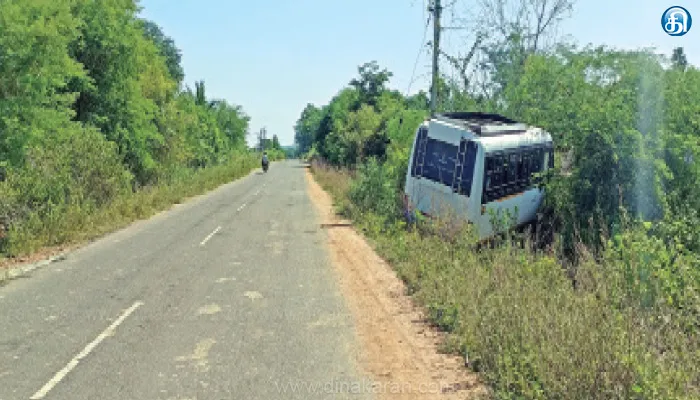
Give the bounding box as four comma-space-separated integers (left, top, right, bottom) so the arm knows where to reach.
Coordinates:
479, 130, 552, 153
424, 113, 552, 152
431, 112, 528, 136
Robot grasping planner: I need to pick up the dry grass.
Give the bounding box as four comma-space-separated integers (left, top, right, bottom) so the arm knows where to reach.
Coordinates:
1, 154, 259, 265
310, 160, 700, 400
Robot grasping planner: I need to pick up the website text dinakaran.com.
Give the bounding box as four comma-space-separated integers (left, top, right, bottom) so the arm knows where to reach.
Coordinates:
273, 378, 455, 394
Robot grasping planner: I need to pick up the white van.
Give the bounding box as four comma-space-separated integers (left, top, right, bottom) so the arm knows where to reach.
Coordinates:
403, 112, 554, 239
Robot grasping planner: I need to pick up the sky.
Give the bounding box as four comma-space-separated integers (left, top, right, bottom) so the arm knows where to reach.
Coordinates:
138, 0, 699, 147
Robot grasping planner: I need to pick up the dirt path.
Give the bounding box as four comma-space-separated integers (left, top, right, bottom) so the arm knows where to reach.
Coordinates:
305, 169, 487, 399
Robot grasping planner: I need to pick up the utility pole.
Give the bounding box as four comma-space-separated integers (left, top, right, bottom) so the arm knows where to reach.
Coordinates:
430, 0, 441, 116
262, 127, 267, 151
257, 127, 267, 152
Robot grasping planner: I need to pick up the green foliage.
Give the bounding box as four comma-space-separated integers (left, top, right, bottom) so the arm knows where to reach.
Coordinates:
505, 47, 696, 257
4, 152, 257, 256
271, 135, 281, 150
140, 19, 185, 84
311, 162, 699, 400
294, 61, 429, 168
348, 158, 400, 220
68, 0, 161, 184
294, 103, 323, 155
603, 218, 700, 322
0, 0, 253, 258
1, 127, 132, 253
0, 0, 86, 166
302, 42, 700, 399
349, 61, 393, 108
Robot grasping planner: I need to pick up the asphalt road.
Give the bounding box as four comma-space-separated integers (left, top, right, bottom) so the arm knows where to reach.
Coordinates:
0, 160, 371, 400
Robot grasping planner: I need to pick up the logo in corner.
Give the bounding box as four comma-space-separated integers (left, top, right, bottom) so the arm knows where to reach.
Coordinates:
662, 6, 692, 36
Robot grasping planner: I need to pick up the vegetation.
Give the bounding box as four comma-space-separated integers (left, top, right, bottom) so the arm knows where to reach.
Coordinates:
297, 1, 700, 397
0, 0, 256, 258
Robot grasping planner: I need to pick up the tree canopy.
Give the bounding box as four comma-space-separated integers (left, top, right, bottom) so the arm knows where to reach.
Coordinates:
0, 0, 252, 253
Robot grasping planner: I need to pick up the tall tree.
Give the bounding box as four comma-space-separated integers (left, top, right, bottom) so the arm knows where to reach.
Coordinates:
671, 47, 688, 71
0, 0, 86, 166
195, 81, 207, 107
140, 19, 185, 84
68, 0, 173, 185
446, 0, 575, 99
294, 103, 323, 154
349, 61, 393, 108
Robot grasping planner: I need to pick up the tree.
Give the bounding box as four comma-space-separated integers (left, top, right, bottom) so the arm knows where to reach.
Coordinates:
195, 80, 207, 107
0, 0, 253, 258
68, 0, 175, 185
140, 19, 185, 84
445, 0, 575, 100
440, 33, 484, 91
294, 103, 323, 154
0, 0, 86, 166
349, 61, 393, 108
477, 0, 574, 53
315, 88, 361, 162
671, 47, 688, 71
272, 135, 281, 150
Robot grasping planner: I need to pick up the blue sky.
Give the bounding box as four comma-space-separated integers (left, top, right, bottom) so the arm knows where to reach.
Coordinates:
138, 1, 699, 147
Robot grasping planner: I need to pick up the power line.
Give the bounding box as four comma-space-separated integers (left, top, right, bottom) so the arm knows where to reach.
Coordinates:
406, 11, 432, 96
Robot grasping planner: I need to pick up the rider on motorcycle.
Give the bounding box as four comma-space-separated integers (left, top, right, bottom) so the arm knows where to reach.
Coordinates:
261, 152, 269, 170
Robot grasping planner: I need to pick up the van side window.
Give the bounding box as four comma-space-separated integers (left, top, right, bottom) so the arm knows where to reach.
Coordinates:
422, 138, 458, 186
531, 147, 543, 174
494, 153, 506, 198
410, 127, 428, 177
507, 152, 520, 192
482, 153, 505, 203
455, 140, 477, 196
518, 151, 530, 189
482, 144, 551, 205
482, 156, 493, 203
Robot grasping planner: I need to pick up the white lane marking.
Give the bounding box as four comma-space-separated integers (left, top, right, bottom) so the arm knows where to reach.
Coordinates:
30, 301, 144, 399
199, 226, 222, 246
244, 291, 263, 300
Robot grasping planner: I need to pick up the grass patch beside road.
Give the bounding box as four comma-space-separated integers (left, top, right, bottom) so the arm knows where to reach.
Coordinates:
1, 153, 260, 264
310, 160, 699, 400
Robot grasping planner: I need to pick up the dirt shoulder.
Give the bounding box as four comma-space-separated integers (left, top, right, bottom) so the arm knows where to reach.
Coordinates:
304, 169, 487, 399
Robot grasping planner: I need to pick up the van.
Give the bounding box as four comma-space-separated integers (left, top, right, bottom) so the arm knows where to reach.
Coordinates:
403, 112, 554, 239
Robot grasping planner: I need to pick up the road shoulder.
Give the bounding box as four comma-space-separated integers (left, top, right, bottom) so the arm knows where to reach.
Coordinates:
304, 168, 487, 399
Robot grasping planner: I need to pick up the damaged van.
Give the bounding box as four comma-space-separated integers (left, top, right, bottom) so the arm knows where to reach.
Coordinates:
403, 112, 554, 239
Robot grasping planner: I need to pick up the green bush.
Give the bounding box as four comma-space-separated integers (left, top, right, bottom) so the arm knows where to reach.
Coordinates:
360, 209, 698, 400
0, 1, 254, 260
312, 165, 700, 400
1, 150, 257, 258
300, 44, 700, 400
348, 158, 401, 220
